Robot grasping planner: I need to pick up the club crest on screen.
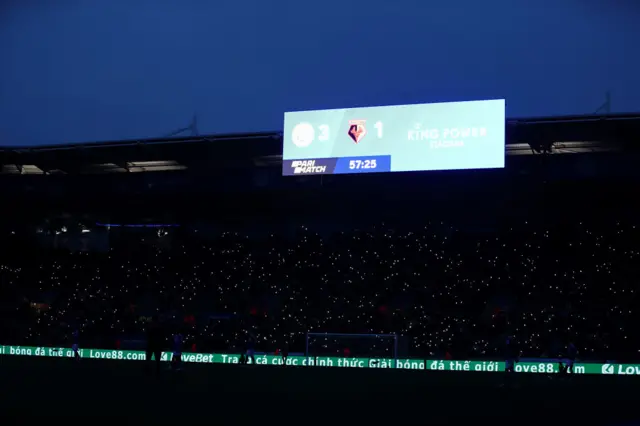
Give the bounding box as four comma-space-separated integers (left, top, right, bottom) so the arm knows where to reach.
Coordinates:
291, 122, 315, 148
348, 120, 367, 144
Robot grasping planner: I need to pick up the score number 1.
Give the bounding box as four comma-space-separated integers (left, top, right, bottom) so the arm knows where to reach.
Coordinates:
374, 121, 383, 138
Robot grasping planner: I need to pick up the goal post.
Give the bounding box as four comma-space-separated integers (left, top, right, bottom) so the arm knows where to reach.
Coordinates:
305, 332, 398, 367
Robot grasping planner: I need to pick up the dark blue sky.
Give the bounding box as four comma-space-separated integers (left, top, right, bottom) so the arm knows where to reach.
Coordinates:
1, 0, 638, 146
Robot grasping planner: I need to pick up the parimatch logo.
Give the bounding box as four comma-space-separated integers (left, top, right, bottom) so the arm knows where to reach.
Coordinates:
291, 160, 327, 175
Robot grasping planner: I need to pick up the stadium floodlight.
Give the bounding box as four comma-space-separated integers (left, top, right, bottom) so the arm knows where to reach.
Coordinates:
305, 332, 398, 368
164, 114, 199, 138
593, 91, 611, 115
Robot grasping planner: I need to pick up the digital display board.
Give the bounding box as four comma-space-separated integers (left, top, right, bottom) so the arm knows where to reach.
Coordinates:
282, 99, 505, 175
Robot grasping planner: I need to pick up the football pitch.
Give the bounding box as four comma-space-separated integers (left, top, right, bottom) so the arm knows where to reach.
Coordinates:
0, 356, 638, 424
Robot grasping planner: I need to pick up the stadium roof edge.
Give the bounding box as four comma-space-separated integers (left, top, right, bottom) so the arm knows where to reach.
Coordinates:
1, 111, 639, 152
0, 130, 282, 152
507, 111, 640, 124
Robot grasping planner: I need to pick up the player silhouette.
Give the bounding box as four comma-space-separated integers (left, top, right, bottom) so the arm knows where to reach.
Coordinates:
145, 315, 164, 375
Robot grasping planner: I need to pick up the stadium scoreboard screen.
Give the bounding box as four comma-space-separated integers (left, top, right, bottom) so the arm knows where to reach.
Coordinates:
282, 99, 505, 175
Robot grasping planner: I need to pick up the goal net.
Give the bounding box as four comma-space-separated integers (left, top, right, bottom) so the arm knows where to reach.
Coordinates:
305, 332, 398, 368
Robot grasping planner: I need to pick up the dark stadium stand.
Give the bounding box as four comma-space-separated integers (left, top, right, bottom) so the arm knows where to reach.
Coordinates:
1, 112, 640, 423
0, 112, 638, 225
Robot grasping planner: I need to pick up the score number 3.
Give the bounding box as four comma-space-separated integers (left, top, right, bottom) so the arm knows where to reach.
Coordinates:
318, 125, 330, 141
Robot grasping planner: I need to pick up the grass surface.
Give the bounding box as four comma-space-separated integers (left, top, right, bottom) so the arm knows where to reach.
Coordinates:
0, 355, 638, 424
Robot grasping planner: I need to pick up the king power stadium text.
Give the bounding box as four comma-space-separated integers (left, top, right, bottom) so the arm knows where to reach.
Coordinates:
1, 345, 639, 375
